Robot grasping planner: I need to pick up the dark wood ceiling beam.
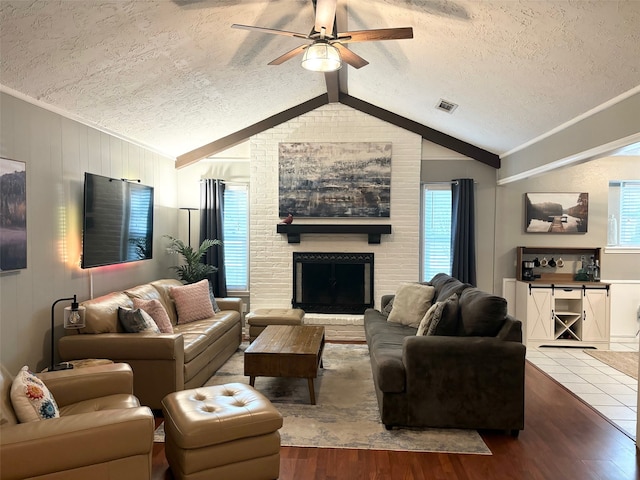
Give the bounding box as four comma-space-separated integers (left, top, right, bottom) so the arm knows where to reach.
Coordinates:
339, 93, 500, 168
176, 94, 500, 170
324, 71, 340, 102
176, 94, 329, 169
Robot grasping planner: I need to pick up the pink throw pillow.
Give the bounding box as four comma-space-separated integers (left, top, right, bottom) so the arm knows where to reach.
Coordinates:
170, 280, 215, 324
133, 298, 174, 333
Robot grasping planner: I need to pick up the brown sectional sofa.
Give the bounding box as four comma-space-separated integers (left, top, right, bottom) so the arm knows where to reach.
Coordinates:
364, 273, 526, 435
59, 279, 243, 409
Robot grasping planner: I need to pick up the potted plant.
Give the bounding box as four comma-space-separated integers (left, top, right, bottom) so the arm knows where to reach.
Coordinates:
164, 235, 221, 284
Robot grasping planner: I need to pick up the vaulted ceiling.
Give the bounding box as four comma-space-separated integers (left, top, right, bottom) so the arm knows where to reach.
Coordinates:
1, 0, 639, 165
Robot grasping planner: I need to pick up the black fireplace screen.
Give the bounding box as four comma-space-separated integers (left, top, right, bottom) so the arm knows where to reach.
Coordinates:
292, 252, 374, 314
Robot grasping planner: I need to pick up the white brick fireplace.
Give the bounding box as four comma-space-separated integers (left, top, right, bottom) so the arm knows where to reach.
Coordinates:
249, 103, 421, 339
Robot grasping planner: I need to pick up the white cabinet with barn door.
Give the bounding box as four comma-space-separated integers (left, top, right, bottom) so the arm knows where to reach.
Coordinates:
515, 281, 610, 349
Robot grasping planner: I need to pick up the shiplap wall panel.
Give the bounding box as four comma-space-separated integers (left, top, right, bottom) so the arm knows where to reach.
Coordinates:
0, 92, 178, 373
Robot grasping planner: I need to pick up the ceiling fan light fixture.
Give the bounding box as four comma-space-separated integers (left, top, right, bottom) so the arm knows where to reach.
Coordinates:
301, 42, 341, 72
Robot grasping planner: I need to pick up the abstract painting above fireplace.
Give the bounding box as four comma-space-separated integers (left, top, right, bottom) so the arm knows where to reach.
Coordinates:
279, 142, 391, 218
292, 252, 374, 314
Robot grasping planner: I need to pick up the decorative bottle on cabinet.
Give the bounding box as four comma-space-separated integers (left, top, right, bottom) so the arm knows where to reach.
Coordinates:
593, 260, 601, 282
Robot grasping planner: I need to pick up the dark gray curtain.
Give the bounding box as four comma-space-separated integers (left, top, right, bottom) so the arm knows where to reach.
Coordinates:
451, 178, 476, 286
200, 179, 227, 297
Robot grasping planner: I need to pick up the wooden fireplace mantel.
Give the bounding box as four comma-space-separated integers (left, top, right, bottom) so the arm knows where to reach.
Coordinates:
276, 224, 392, 244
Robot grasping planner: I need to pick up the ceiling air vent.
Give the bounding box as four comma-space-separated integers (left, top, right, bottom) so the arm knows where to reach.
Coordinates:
436, 99, 458, 114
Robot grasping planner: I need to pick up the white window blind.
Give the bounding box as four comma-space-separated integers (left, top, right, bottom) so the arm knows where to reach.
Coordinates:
619, 181, 640, 246
127, 186, 153, 259
223, 185, 249, 291
421, 185, 452, 282
609, 180, 640, 247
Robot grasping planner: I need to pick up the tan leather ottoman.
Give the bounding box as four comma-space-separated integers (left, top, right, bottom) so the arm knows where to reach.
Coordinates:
161, 383, 283, 480
246, 308, 305, 342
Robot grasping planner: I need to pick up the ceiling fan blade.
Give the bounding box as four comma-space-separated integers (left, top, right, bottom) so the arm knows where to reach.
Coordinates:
314, 0, 337, 35
337, 27, 413, 43
334, 43, 369, 69
232, 24, 308, 40
268, 44, 309, 65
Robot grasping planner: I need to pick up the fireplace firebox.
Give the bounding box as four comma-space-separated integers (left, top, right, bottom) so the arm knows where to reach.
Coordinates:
292, 252, 374, 314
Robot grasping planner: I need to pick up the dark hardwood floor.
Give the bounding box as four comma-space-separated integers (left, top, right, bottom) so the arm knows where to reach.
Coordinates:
152, 362, 639, 480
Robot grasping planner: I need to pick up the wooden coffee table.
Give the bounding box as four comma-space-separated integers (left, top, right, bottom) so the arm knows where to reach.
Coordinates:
244, 325, 325, 404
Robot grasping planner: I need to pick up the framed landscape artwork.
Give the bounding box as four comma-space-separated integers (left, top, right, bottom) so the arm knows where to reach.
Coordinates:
525, 192, 588, 233
0, 158, 27, 270
278, 142, 391, 218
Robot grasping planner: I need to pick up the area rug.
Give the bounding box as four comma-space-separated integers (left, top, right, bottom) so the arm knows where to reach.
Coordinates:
155, 343, 491, 455
584, 349, 638, 380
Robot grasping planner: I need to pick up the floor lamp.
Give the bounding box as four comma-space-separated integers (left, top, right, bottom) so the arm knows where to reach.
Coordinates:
180, 207, 198, 247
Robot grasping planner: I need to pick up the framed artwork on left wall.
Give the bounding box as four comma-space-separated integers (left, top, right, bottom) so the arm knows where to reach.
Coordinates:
0, 158, 27, 271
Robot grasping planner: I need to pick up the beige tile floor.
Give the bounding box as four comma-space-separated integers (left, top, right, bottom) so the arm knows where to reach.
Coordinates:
526, 339, 639, 439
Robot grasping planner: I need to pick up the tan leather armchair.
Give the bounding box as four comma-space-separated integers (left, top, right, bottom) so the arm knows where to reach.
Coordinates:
0, 363, 155, 480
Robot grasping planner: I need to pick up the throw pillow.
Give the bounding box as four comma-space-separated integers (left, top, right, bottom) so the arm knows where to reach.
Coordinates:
208, 284, 221, 314
381, 297, 394, 317
10, 366, 60, 422
386, 283, 436, 328
416, 302, 438, 336
458, 288, 507, 336
416, 294, 461, 336
426, 293, 460, 336
132, 298, 173, 333
118, 307, 161, 333
170, 279, 215, 324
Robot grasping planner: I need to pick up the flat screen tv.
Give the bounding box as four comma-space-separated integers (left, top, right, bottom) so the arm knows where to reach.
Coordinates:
81, 173, 154, 269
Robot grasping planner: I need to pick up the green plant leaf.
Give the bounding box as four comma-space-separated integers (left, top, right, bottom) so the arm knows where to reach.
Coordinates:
164, 235, 221, 284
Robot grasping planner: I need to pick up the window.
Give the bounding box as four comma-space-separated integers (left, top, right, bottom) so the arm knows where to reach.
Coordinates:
421, 184, 451, 282
223, 184, 249, 291
608, 181, 640, 247
127, 186, 153, 260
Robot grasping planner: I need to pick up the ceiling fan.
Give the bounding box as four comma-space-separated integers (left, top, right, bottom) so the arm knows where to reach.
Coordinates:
231, 0, 413, 72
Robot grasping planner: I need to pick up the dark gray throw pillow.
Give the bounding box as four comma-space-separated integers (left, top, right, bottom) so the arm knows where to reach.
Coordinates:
382, 297, 394, 317
208, 288, 221, 313
458, 288, 507, 336
427, 293, 460, 336
118, 307, 161, 333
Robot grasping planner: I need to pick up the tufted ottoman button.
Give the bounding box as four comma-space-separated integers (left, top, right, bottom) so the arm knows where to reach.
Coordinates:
161, 383, 283, 480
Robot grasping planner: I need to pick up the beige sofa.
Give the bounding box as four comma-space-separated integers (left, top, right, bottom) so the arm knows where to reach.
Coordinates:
59, 279, 243, 410
0, 363, 154, 480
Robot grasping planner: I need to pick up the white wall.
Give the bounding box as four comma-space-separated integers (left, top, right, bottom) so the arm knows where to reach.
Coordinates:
494, 154, 640, 337
0, 92, 178, 373
249, 103, 422, 312
176, 149, 250, 247
494, 155, 639, 289
420, 142, 498, 293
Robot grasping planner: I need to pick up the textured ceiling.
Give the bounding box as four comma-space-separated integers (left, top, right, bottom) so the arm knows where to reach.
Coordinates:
1, 0, 639, 159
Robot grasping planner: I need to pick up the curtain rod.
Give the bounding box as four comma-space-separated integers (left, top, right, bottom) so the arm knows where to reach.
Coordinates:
199, 179, 248, 186
422, 180, 478, 185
